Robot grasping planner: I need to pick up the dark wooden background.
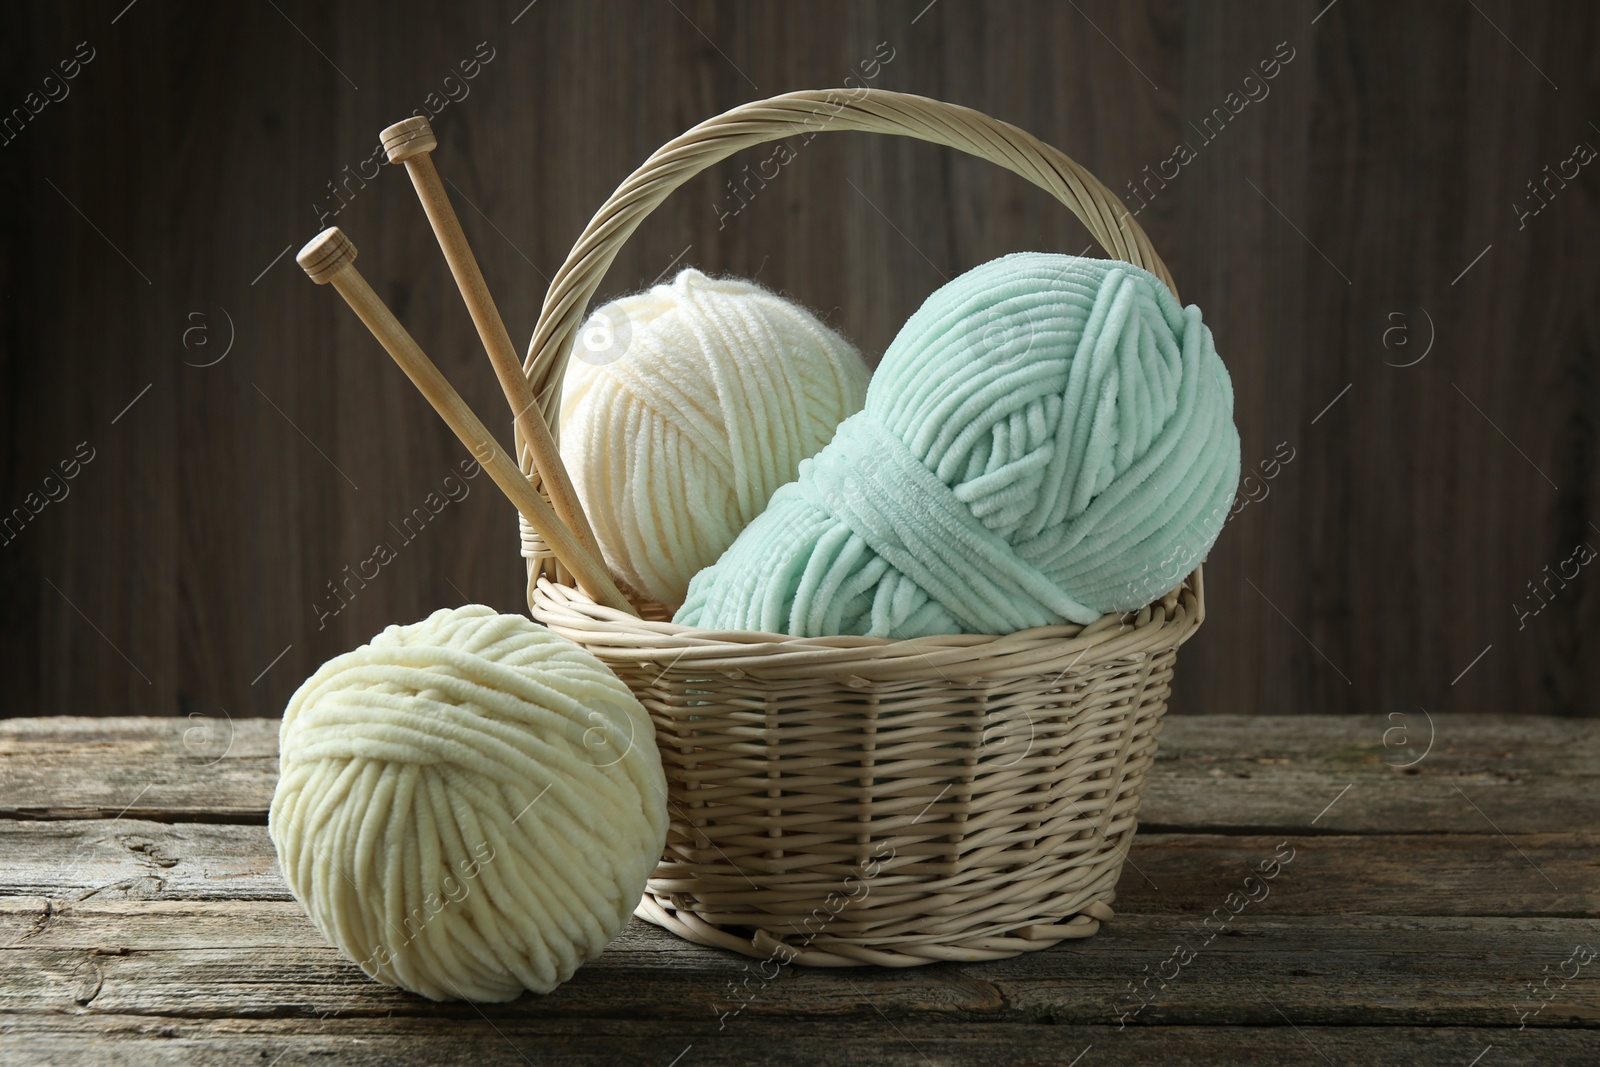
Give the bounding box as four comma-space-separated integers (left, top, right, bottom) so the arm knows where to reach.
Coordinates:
2, 0, 1596, 720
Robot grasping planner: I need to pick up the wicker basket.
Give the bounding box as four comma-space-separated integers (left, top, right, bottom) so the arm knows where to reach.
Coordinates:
516, 89, 1207, 967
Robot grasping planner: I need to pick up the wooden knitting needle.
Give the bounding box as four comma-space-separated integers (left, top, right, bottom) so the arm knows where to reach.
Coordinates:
378, 116, 608, 581
296, 227, 638, 616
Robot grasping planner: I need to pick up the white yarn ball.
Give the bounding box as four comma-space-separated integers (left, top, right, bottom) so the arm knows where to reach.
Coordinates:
559, 268, 870, 608
268, 605, 667, 1002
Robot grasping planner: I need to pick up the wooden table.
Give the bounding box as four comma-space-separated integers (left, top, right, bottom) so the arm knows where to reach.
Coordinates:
2, 715, 1595, 1065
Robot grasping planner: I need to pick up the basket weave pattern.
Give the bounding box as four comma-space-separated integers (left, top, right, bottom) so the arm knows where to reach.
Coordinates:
519, 89, 1205, 966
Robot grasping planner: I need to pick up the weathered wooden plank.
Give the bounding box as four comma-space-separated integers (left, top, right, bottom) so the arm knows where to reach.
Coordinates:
3, 899, 996, 1022
982, 916, 1600, 1029
1119, 831, 1599, 918
0, 716, 278, 822
1154, 712, 1600, 769
1142, 712, 1600, 834
1142, 775, 1600, 835
3, 819, 1594, 918
0, 820, 284, 901
2, 1017, 1591, 1067
2, 899, 1595, 1030
5, 715, 1597, 833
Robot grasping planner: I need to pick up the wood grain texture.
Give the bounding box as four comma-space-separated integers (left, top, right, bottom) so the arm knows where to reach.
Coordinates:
2, 820, 1595, 915
1, 3, 1598, 725
6, 713, 1596, 834
2, 715, 1596, 1064
3, 901, 1597, 1028
5, 1018, 1593, 1067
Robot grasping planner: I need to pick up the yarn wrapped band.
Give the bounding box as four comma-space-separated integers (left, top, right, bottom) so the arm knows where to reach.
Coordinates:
676, 253, 1241, 638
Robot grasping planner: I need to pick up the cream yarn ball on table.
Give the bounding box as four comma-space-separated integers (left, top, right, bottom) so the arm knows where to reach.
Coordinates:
269, 605, 667, 1002
558, 268, 870, 609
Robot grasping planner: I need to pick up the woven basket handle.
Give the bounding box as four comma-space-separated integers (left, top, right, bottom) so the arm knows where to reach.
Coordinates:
520, 87, 1176, 422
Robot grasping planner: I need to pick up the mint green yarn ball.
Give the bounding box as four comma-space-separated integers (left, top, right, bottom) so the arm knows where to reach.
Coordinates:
674, 253, 1241, 638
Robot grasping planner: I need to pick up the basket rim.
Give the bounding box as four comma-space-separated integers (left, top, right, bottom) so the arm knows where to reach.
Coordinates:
529, 567, 1203, 681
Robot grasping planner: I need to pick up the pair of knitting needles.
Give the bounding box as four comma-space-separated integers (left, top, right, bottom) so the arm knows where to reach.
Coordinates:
297, 117, 636, 616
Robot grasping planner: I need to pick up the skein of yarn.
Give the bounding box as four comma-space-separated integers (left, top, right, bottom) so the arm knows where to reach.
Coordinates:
269, 605, 667, 1002
558, 268, 869, 609
676, 253, 1241, 638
